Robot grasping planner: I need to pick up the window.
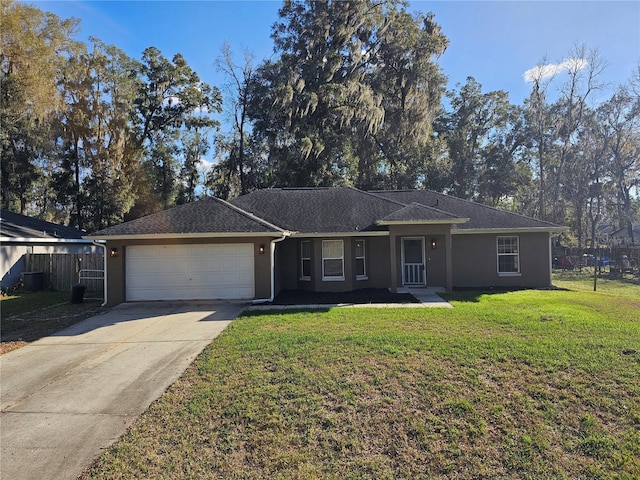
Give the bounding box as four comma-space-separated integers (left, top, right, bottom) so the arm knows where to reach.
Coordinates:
355, 239, 366, 279
300, 240, 311, 280
497, 236, 520, 275
322, 239, 344, 281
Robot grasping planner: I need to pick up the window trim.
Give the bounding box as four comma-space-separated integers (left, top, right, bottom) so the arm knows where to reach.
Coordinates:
322, 239, 345, 281
355, 238, 367, 280
300, 240, 311, 281
497, 236, 521, 276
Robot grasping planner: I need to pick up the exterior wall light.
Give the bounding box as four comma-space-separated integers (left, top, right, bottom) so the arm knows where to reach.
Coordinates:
258, 244, 266, 254
110, 247, 119, 257
430, 239, 437, 250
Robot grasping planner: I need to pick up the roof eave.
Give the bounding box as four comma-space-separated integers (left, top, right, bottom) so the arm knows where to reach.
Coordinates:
377, 218, 469, 226
84, 232, 288, 241
0, 236, 92, 243
452, 227, 566, 235
289, 231, 389, 238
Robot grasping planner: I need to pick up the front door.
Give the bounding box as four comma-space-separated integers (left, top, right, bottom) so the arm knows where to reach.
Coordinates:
402, 237, 425, 285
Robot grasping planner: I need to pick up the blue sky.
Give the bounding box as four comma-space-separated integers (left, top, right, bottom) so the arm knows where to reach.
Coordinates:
33, 0, 639, 107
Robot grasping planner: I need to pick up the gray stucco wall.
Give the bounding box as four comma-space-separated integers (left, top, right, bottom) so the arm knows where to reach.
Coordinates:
451, 232, 552, 288
276, 236, 391, 293
389, 224, 451, 289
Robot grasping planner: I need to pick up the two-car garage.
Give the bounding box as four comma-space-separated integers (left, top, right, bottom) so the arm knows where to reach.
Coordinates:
125, 244, 255, 301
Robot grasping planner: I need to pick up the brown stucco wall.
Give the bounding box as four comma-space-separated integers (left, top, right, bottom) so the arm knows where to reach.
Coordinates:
103, 236, 274, 306
451, 232, 552, 288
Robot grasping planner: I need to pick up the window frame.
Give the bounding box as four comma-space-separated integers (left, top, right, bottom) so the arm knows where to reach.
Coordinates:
497, 236, 521, 276
354, 238, 367, 280
300, 240, 311, 281
322, 239, 345, 281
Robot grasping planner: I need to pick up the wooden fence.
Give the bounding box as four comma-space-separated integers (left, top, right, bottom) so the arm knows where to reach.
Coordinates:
24, 253, 104, 293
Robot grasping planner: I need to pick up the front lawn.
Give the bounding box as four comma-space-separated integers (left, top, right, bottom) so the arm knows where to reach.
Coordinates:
83, 285, 640, 479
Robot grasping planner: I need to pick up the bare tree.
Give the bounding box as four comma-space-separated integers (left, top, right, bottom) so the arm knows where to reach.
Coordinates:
214, 42, 257, 195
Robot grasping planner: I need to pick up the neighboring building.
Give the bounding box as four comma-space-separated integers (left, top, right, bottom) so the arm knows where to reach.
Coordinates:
610, 224, 640, 246
87, 187, 564, 306
1, 210, 97, 290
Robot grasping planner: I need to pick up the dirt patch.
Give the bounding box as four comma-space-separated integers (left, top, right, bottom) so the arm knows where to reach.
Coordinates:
272, 288, 419, 305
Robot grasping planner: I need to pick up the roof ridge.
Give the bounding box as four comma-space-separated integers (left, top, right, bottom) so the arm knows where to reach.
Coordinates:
212, 196, 288, 233
408, 202, 462, 218
355, 188, 412, 208
406, 201, 467, 219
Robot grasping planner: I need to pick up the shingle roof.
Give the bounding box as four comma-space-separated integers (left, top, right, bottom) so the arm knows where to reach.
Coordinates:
378, 202, 467, 224
230, 187, 406, 233
0, 209, 85, 239
370, 190, 561, 230
85, 187, 562, 238
89, 198, 283, 237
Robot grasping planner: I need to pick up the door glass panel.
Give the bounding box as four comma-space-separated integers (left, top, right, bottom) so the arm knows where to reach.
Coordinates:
404, 239, 423, 264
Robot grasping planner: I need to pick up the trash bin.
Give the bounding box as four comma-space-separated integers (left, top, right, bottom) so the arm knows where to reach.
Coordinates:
22, 271, 44, 292
70, 283, 87, 304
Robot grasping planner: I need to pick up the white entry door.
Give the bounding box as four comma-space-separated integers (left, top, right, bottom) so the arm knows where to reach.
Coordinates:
125, 244, 254, 301
402, 237, 425, 285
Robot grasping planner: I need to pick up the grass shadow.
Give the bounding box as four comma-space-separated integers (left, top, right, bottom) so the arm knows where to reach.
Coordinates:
242, 307, 333, 317
444, 286, 571, 303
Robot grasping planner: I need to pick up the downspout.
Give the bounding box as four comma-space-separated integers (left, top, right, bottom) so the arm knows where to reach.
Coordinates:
252, 233, 289, 304
92, 240, 108, 306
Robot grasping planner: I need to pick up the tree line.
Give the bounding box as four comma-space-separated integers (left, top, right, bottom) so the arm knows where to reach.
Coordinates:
2, 0, 638, 245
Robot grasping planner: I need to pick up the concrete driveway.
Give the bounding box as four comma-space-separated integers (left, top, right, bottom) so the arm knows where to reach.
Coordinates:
0, 301, 244, 480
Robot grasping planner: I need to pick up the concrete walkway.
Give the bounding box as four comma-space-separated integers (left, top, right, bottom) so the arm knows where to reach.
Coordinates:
0, 301, 244, 480
248, 287, 453, 311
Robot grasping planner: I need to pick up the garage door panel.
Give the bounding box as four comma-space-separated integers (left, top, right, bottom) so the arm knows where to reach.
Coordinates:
125, 244, 255, 301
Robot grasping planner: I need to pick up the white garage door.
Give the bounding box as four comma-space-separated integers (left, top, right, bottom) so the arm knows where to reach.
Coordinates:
125, 244, 254, 301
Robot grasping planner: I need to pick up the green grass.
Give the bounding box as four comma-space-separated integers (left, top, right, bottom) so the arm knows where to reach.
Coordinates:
83, 283, 640, 479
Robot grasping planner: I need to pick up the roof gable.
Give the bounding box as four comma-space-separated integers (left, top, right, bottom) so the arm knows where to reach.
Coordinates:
0, 210, 85, 239
378, 202, 468, 224
89, 197, 283, 237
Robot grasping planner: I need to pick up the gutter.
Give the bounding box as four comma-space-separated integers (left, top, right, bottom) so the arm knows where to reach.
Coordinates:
91, 240, 108, 307
0, 237, 96, 244
252, 233, 290, 304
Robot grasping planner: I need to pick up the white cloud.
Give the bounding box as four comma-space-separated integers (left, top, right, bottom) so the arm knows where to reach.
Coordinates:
523, 58, 588, 83
197, 157, 215, 175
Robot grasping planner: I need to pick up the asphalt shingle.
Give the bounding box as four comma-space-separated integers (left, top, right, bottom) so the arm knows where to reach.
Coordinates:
378, 202, 467, 224
230, 187, 404, 233
87, 187, 562, 237
89, 198, 282, 236
370, 190, 561, 230
1, 210, 85, 239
